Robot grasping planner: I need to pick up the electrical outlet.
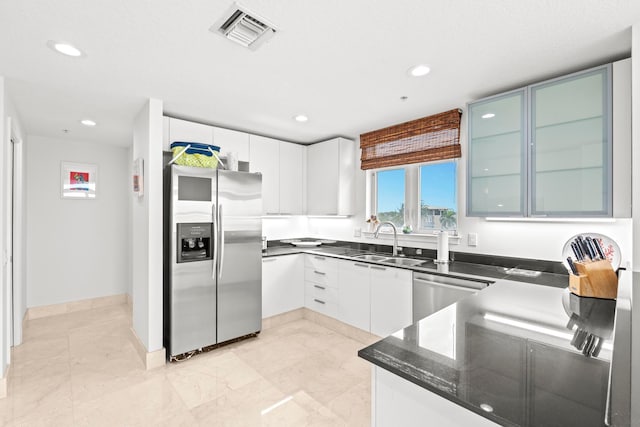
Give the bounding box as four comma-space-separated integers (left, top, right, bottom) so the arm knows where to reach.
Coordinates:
416, 248, 422, 255
468, 233, 478, 246
354, 228, 361, 237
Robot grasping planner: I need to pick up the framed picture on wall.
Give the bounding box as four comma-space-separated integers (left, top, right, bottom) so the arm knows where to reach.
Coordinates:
61, 162, 98, 199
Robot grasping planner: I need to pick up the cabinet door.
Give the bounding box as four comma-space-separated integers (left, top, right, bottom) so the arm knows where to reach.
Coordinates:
168, 118, 213, 146
370, 266, 412, 337
262, 255, 304, 319
213, 127, 250, 162
337, 261, 371, 331
468, 90, 526, 217
530, 65, 611, 216
307, 140, 339, 215
250, 135, 280, 215
279, 142, 304, 215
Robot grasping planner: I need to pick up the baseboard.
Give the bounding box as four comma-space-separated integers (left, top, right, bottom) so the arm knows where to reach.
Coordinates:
126, 294, 132, 314
26, 294, 128, 320
262, 307, 380, 345
302, 308, 381, 346
0, 363, 11, 399
129, 327, 166, 370
262, 308, 305, 330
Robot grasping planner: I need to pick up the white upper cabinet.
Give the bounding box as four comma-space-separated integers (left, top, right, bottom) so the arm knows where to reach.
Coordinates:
168, 118, 213, 146
250, 135, 306, 215
467, 59, 631, 218
307, 137, 355, 216
279, 142, 305, 215
213, 127, 250, 162
250, 135, 280, 215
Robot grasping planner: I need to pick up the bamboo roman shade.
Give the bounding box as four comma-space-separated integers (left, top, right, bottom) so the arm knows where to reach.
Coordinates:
360, 108, 463, 170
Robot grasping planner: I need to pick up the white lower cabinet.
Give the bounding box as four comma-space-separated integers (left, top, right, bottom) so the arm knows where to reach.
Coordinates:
304, 255, 339, 317
262, 255, 304, 319
266, 254, 413, 336
370, 266, 412, 337
374, 367, 499, 426
337, 261, 371, 331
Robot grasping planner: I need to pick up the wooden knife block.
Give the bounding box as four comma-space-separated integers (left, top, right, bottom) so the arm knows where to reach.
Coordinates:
569, 260, 618, 300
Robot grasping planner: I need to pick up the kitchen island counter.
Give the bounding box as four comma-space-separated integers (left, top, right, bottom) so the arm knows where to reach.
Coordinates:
358, 273, 632, 426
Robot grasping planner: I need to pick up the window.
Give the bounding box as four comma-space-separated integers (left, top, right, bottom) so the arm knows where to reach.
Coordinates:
420, 162, 457, 230
375, 168, 405, 228
372, 160, 458, 233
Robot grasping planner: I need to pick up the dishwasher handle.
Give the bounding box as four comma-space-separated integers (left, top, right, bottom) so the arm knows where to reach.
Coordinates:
413, 275, 488, 291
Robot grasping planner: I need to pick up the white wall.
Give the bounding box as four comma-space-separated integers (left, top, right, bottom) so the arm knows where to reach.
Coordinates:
630, 22, 639, 427
5, 87, 26, 347
262, 216, 308, 240
131, 98, 163, 353
0, 76, 7, 378
25, 135, 130, 307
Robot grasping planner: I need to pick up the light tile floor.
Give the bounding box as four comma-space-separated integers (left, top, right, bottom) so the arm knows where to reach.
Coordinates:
2, 304, 372, 426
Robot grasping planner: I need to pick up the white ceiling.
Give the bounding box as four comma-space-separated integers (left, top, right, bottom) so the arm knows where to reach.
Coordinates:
0, 1, 639, 147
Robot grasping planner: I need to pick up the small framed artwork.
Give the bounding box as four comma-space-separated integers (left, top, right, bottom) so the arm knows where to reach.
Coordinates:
132, 157, 144, 198
61, 162, 98, 199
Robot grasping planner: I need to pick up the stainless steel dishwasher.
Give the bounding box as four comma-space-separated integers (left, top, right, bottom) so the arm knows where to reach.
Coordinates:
412, 272, 490, 322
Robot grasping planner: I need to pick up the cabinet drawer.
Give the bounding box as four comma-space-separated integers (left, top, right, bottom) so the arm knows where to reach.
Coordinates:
304, 266, 338, 288
305, 294, 338, 318
305, 282, 338, 304
305, 254, 338, 272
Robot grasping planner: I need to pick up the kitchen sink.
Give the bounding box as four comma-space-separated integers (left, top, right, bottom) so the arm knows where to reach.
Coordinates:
353, 254, 389, 261
381, 257, 425, 267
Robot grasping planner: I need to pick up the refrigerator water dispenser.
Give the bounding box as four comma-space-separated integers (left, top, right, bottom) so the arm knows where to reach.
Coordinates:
177, 223, 213, 263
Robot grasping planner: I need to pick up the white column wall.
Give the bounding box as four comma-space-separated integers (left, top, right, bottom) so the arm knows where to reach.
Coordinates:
131, 98, 163, 353
0, 76, 7, 378
630, 22, 640, 427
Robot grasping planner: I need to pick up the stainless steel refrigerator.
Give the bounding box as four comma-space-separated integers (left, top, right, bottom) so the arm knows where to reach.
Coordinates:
164, 165, 262, 360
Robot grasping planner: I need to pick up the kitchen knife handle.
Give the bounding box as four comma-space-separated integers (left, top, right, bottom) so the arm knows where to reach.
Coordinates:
585, 237, 599, 260
577, 236, 592, 261
570, 242, 582, 261
575, 238, 589, 261
566, 257, 578, 275
592, 237, 606, 260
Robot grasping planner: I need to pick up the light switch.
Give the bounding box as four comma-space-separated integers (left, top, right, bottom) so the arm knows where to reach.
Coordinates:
468, 233, 478, 246
354, 228, 361, 237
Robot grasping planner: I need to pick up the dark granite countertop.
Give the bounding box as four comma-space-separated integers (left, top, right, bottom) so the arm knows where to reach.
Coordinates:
358, 280, 619, 427
263, 244, 569, 288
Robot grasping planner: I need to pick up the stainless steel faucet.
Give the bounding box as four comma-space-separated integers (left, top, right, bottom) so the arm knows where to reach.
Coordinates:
374, 221, 398, 257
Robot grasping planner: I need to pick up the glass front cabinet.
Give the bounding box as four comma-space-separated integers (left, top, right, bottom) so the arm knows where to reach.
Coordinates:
467, 64, 612, 217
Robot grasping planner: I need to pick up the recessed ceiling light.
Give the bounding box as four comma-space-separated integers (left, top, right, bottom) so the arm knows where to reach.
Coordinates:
80, 119, 97, 127
482, 113, 496, 119
47, 40, 84, 57
408, 64, 431, 77
294, 114, 308, 123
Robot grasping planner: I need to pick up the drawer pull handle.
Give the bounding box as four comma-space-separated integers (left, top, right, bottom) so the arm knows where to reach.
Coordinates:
313, 299, 326, 305
262, 258, 277, 263
355, 263, 369, 268
371, 266, 386, 271
314, 270, 326, 275
314, 256, 326, 260
314, 285, 326, 290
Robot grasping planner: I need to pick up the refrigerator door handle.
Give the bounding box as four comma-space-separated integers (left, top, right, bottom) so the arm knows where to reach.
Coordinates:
218, 203, 224, 280
212, 203, 217, 281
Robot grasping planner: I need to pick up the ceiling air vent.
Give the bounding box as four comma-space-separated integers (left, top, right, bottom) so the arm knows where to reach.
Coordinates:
211, 4, 277, 50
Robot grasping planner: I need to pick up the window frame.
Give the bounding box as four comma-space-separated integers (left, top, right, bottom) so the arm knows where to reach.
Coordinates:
369, 159, 459, 234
